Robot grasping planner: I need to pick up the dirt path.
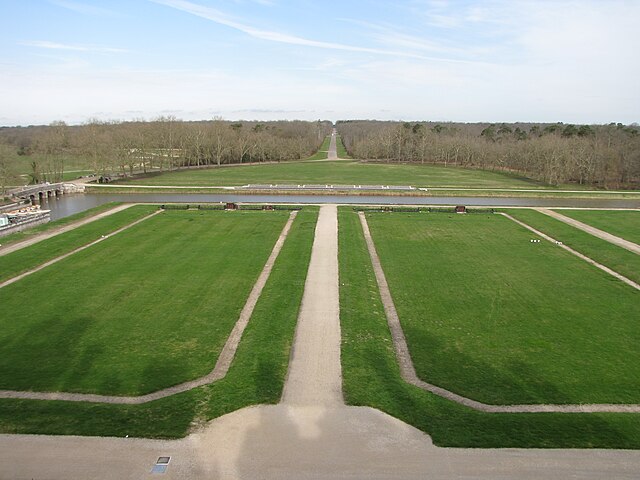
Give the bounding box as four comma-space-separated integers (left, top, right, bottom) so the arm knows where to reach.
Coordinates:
0, 210, 163, 291
327, 129, 338, 160
501, 212, 640, 291
282, 205, 342, 406
0, 211, 298, 403
359, 212, 640, 413
537, 208, 640, 254
0, 203, 134, 256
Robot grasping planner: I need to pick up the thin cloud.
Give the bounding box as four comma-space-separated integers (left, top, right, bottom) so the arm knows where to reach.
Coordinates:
150, 0, 464, 61
49, 0, 119, 16
20, 40, 127, 54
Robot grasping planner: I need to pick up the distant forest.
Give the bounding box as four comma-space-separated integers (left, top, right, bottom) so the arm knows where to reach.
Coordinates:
337, 121, 640, 189
0, 118, 332, 187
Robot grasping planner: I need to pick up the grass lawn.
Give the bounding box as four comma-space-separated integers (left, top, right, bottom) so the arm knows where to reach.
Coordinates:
119, 160, 549, 189
0, 210, 290, 396
305, 136, 330, 160
506, 209, 640, 285
0, 208, 318, 438
0, 202, 122, 247
0, 205, 156, 283
339, 208, 640, 448
336, 135, 350, 158
552, 209, 640, 245
365, 211, 639, 405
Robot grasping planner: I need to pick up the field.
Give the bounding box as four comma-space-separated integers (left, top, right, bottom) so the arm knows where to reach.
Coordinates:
506, 209, 640, 285
305, 135, 331, 160
0, 205, 156, 282
0, 210, 290, 395
336, 135, 350, 158
118, 160, 548, 189
338, 208, 640, 448
553, 209, 640, 244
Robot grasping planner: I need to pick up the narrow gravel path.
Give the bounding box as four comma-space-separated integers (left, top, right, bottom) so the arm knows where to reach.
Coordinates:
0, 211, 298, 404
501, 212, 640, 291
282, 205, 342, 406
0, 203, 134, 256
537, 208, 640, 254
359, 211, 640, 413
327, 129, 338, 160
0, 210, 163, 290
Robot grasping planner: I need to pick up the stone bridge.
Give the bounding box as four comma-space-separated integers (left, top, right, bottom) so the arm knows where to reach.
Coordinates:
9, 183, 84, 204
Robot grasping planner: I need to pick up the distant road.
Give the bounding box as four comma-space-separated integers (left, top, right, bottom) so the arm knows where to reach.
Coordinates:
328, 128, 338, 160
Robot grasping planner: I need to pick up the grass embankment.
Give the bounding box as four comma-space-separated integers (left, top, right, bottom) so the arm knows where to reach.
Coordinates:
365, 212, 639, 405
0, 205, 155, 283
0, 202, 121, 247
553, 209, 640, 245
506, 209, 640, 285
339, 208, 640, 448
305, 136, 331, 160
0, 210, 289, 395
116, 160, 549, 189
0, 208, 318, 438
336, 135, 350, 158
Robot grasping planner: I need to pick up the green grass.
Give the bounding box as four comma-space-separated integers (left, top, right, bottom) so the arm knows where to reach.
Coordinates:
119, 160, 549, 189
0, 202, 121, 247
365, 212, 639, 405
339, 208, 640, 448
0, 208, 318, 438
552, 209, 640, 244
336, 135, 350, 158
506, 209, 640, 285
0, 205, 155, 283
0, 210, 289, 395
305, 136, 330, 160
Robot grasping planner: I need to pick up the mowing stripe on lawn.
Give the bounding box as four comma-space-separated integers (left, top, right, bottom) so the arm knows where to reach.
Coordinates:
0, 210, 163, 290
358, 212, 640, 413
0, 211, 298, 404
537, 208, 640, 254
500, 212, 639, 291
0, 203, 133, 256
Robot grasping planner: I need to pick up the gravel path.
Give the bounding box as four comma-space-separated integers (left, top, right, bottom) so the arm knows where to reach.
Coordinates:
501, 212, 640, 291
537, 208, 640, 254
359, 211, 640, 413
327, 129, 338, 160
282, 205, 342, 406
0, 203, 134, 256
0, 210, 163, 290
0, 211, 298, 404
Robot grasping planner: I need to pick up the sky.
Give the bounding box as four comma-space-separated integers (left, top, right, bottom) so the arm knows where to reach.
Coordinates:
0, 0, 638, 126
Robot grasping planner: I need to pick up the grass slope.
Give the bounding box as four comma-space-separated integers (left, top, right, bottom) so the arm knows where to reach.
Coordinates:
507, 209, 640, 285
0, 208, 318, 438
0, 210, 288, 395
0, 205, 155, 282
339, 208, 640, 448
119, 160, 547, 189
552, 209, 640, 245
336, 135, 350, 158
0, 202, 121, 247
366, 212, 639, 405
305, 136, 330, 160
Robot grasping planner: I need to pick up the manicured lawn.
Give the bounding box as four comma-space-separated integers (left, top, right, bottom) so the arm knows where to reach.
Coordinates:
0, 210, 290, 396
0, 205, 156, 282
0, 202, 121, 247
339, 208, 640, 448
0, 208, 318, 438
552, 209, 640, 245
507, 209, 640, 285
119, 160, 547, 189
305, 136, 330, 160
365, 211, 639, 405
336, 135, 350, 158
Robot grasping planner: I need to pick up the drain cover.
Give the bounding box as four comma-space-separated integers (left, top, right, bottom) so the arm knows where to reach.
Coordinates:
151, 456, 171, 474
157, 457, 171, 465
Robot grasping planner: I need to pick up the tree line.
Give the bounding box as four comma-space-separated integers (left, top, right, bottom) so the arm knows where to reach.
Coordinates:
336, 120, 640, 189
0, 118, 332, 186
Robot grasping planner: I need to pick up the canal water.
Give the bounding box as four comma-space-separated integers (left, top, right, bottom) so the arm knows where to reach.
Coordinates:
39, 192, 640, 221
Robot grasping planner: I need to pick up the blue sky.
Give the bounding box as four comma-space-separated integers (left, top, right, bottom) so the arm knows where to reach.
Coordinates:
0, 0, 638, 125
